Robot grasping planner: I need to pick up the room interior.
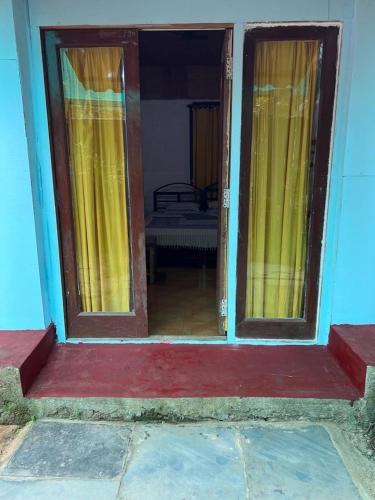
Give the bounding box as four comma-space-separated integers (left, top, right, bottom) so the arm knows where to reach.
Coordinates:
139, 30, 225, 336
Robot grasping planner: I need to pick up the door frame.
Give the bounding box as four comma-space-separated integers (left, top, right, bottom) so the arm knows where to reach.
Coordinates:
236, 25, 339, 340
41, 28, 147, 338
139, 25, 233, 337
41, 23, 233, 340
217, 28, 232, 335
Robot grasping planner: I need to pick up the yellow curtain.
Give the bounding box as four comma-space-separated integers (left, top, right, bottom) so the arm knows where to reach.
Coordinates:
61, 47, 131, 312
66, 47, 122, 93
245, 40, 320, 318
191, 105, 220, 189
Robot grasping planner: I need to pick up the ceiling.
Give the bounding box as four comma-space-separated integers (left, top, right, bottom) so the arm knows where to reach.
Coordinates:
139, 30, 225, 67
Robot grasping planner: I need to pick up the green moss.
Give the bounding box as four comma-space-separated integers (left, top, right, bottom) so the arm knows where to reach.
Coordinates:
0, 368, 32, 425
132, 408, 198, 423
0, 396, 32, 425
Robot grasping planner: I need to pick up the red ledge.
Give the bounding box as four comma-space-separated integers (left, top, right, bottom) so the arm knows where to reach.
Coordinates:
328, 324, 375, 396
0, 325, 56, 394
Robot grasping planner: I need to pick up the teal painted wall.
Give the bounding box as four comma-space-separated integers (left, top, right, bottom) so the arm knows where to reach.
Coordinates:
0, 0, 45, 329
12, 0, 53, 328
4, 0, 372, 342
330, 0, 375, 327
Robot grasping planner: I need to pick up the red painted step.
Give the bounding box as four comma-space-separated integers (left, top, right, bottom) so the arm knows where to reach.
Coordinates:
329, 325, 375, 396
0, 326, 55, 394
27, 343, 359, 400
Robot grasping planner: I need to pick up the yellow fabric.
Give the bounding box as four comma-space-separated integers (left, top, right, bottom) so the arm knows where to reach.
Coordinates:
192, 106, 220, 189
245, 40, 320, 318
61, 47, 131, 312
66, 47, 122, 93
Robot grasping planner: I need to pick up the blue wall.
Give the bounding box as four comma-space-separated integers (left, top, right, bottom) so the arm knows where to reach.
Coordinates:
0, 0, 45, 329
330, 0, 375, 326
3, 0, 373, 341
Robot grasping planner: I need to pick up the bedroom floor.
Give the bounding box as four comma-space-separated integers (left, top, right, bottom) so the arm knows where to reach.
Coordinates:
147, 267, 218, 336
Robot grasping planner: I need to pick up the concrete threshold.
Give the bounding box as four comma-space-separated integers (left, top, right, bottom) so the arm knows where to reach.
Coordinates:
28, 395, 355, 423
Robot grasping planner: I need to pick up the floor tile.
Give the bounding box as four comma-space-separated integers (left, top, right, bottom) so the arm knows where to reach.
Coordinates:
119, 424, 247, 499
0, 479, 119, 500
148, 267, 218, 336
240, 425, 360, 499
2, 421, 131, 479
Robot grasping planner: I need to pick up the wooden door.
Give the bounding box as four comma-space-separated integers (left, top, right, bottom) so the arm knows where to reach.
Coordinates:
217, 29, 233, 335
236, 26, 338, 339
42, 28, 148, 338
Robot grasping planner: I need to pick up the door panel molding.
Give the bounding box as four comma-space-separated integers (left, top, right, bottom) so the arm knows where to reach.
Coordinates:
236, 25, 339, 339
42, 28, 148, 338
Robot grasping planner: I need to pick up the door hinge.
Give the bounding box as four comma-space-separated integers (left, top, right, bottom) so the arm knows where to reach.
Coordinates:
223, 188, 230, 208
225, 54, 233, 80
220, 298, 228, 317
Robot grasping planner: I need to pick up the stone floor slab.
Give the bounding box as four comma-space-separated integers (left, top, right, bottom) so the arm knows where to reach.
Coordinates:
2, 420, 131, 479
119, 424, 247, 500
0, 479, 119, 499
241, 425, 361, 499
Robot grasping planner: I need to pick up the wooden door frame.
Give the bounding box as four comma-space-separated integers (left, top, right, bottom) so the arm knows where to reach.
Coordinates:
41, 28, 147, 338
41, 23, 233, 340
138, 25, 233, 337
217, 28, 232, 335
236, 25, 339, 340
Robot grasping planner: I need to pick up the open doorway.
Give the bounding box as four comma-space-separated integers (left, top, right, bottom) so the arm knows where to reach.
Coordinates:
41, 26, 230, 339
139, 30, 229, 337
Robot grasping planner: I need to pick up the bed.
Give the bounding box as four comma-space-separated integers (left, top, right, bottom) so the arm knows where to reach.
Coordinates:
145, 182, 218, 250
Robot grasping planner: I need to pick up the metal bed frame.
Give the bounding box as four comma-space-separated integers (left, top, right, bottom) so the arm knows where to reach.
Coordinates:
153, 182, 218, 211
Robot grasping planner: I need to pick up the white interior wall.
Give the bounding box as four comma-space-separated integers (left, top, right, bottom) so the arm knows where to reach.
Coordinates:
141, 100, 191, 215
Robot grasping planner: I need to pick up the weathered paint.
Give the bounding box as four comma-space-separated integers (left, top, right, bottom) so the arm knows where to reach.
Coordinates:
3, 0, 374, 343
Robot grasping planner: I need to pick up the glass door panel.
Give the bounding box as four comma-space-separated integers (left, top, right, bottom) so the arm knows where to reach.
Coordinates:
43, 29, 147, 338
237, 26, 339, 339
246, 40, 321, 319
60, 47, 132, 313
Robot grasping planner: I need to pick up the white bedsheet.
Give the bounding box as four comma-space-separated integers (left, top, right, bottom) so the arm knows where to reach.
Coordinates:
145, 211, 218, 249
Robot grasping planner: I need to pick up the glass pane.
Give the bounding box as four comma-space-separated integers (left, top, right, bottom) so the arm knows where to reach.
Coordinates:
245, 40, 321, 319
60, 46, 132, 313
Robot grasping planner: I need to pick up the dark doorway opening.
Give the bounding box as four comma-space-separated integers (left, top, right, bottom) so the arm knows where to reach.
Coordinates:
139, 30, 227, 337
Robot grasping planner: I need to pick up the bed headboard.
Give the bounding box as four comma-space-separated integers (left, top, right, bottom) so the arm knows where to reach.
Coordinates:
153, 183, 202, 211
204, 182, 219, 202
